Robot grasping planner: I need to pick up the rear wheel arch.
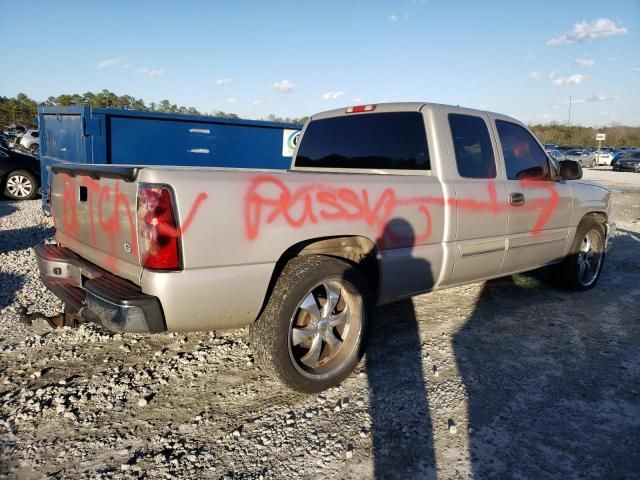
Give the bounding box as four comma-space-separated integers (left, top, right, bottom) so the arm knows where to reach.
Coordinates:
256, 235, 380, 322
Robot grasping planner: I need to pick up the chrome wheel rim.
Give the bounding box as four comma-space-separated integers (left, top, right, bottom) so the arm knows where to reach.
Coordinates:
577, 230, 603, 287
288, 278, 363, 380
6, 175, 33, 198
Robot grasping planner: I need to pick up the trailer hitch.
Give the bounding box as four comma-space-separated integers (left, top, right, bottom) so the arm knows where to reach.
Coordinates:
17, 306, 82, 329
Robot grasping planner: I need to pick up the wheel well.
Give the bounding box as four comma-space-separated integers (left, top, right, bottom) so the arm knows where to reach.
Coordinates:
257, 236, 380, 319
581, 212, 607, 225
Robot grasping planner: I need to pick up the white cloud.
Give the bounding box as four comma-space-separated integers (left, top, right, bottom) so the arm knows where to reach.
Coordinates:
270, 80, 295, 93
322, 91, 345, 100
216, 78, 232, 85
547, 18, 627, 45
226, 98, 237, 104
586, 93, 613, 102
548, 71, 557, 79
529, 71, 542, 80
388, 14, 398, 22
574, 57, 594, 67
561, 94, 612, 105
253, 99, 263, 105
98, 58, 120, 69
136, 67, 164, 78
632, 67, 640, 72
551, 74, 585, 86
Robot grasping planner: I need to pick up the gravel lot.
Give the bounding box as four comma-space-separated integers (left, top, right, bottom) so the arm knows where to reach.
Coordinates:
1, 170, 639, 479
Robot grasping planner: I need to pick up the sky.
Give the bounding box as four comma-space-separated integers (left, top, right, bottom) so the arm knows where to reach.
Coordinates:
1, 0, 639, 126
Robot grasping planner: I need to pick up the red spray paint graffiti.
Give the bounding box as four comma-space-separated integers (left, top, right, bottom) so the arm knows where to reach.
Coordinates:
244, 174, 559, 243
59, 174, 207, 270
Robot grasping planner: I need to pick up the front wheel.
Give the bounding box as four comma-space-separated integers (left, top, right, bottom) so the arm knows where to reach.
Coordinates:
250, 255, 371, 393
3, 169, 38, 200
553, 218, 605, 290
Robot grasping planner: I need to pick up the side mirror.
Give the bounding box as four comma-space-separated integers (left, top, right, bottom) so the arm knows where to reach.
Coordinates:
559, 159, 582, 180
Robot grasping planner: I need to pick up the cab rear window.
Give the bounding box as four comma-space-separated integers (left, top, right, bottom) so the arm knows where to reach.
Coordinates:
295, 112, 430, 171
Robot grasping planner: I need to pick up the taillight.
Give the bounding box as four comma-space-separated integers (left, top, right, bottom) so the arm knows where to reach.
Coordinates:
345, 104, 376, 113
137, 185, 180, 270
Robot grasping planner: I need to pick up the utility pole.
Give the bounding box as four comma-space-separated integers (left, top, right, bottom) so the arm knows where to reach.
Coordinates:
568, 96, 572, 125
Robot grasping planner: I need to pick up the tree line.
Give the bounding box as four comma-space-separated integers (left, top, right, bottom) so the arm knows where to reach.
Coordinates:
0, 91, 309, 129
1, 92, 638, 147
530, 123, 640, 148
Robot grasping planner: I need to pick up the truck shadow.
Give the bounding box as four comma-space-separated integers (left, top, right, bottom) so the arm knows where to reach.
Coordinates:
0, 271, 25, 310
0, 225, 55, 255
365, 218, 436, 479
0, 201, 17, 219
453, 243, 640, 478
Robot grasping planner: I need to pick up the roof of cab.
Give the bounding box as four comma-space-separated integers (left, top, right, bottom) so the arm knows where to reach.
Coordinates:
310, 101, 523, 127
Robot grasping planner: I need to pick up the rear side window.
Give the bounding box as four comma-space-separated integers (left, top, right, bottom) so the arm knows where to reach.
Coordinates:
496, 120, 550, 180
448, 114, 496, 178
295, 112, 430, 170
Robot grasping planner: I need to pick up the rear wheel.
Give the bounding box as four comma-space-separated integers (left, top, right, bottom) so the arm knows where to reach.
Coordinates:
3, 169, 38, 200
553, 218, 605, 290
250, 255, 371, 393
29, 143, 39, 155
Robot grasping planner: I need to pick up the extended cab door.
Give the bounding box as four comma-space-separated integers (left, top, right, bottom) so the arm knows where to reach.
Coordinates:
491, 118, 572, 273
440, 108, 509, 286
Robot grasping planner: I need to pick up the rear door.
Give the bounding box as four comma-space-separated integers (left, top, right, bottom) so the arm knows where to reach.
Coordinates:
441, 108, 508, 285
492, 119, 572, 273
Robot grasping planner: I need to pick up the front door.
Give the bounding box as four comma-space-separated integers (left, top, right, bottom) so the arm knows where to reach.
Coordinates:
492, 120, 572, 274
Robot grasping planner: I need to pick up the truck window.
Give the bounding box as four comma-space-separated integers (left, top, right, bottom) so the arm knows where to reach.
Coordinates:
295, 112, 429, 171
496, 120, 550, 180
448, 114, 496, 178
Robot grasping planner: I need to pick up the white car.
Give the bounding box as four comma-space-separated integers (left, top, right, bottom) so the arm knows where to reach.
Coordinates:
594, 151, 614, 166
19, 129, 39, 154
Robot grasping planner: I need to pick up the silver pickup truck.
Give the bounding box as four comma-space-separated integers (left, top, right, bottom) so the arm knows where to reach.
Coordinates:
35, 102, 615, 392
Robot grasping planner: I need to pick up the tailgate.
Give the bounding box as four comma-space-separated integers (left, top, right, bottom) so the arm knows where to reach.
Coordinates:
50, 165, 143, 284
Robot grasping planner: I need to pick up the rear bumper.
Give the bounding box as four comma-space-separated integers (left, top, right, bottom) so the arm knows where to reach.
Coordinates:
34, 244, 166, 333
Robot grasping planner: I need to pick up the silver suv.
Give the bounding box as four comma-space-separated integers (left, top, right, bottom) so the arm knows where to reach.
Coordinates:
19, 129, 39, 154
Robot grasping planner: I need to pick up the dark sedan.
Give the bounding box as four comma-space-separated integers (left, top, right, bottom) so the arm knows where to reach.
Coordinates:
612, 150, 640, 172
0, 147, 41, 200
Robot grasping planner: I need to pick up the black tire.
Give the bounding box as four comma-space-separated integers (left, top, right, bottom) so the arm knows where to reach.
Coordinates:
29, 143, 39, 155
3, 169, 38, 200
552, 217, 606, 291
250, 255, 371, 393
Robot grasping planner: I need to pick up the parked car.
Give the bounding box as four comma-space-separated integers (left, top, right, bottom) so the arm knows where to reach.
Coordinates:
593, 150, 614, 166
3, 125, 26, 137
612, 150, 640, 172
35, 102, 615, 393
545, 148, 566, 162
19, 129, 39, 154
564, 149, 596, 168
0, 146, 41, 200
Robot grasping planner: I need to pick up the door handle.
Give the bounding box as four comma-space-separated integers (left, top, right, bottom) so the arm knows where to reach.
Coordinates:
510, 192, 525, 206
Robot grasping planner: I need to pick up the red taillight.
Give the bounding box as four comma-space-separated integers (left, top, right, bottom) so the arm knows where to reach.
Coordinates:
345, 104, 377, 113
137, 185, 180, 270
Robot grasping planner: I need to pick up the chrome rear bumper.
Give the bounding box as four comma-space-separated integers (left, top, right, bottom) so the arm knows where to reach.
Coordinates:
34, 244, 166, 333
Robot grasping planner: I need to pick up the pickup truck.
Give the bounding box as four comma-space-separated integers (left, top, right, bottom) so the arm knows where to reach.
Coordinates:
34, 102, 615, 393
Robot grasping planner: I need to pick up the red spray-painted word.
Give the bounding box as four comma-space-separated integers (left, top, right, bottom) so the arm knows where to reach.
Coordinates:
244, 175, 559, 242
59, 174, 207, 270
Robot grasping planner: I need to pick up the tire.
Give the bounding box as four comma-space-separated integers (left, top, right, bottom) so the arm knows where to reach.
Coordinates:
591, 159, 597, 168
3, 169, 38, 200
553, 217, 606, 291
29, 143, 39, 155
250, 255, 371, 393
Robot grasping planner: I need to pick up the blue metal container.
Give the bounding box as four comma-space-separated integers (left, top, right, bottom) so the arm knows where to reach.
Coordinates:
38, 106, 302, 210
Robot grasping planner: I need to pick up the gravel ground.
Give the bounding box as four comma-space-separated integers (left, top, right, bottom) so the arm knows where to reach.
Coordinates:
1, 170, 639, 479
